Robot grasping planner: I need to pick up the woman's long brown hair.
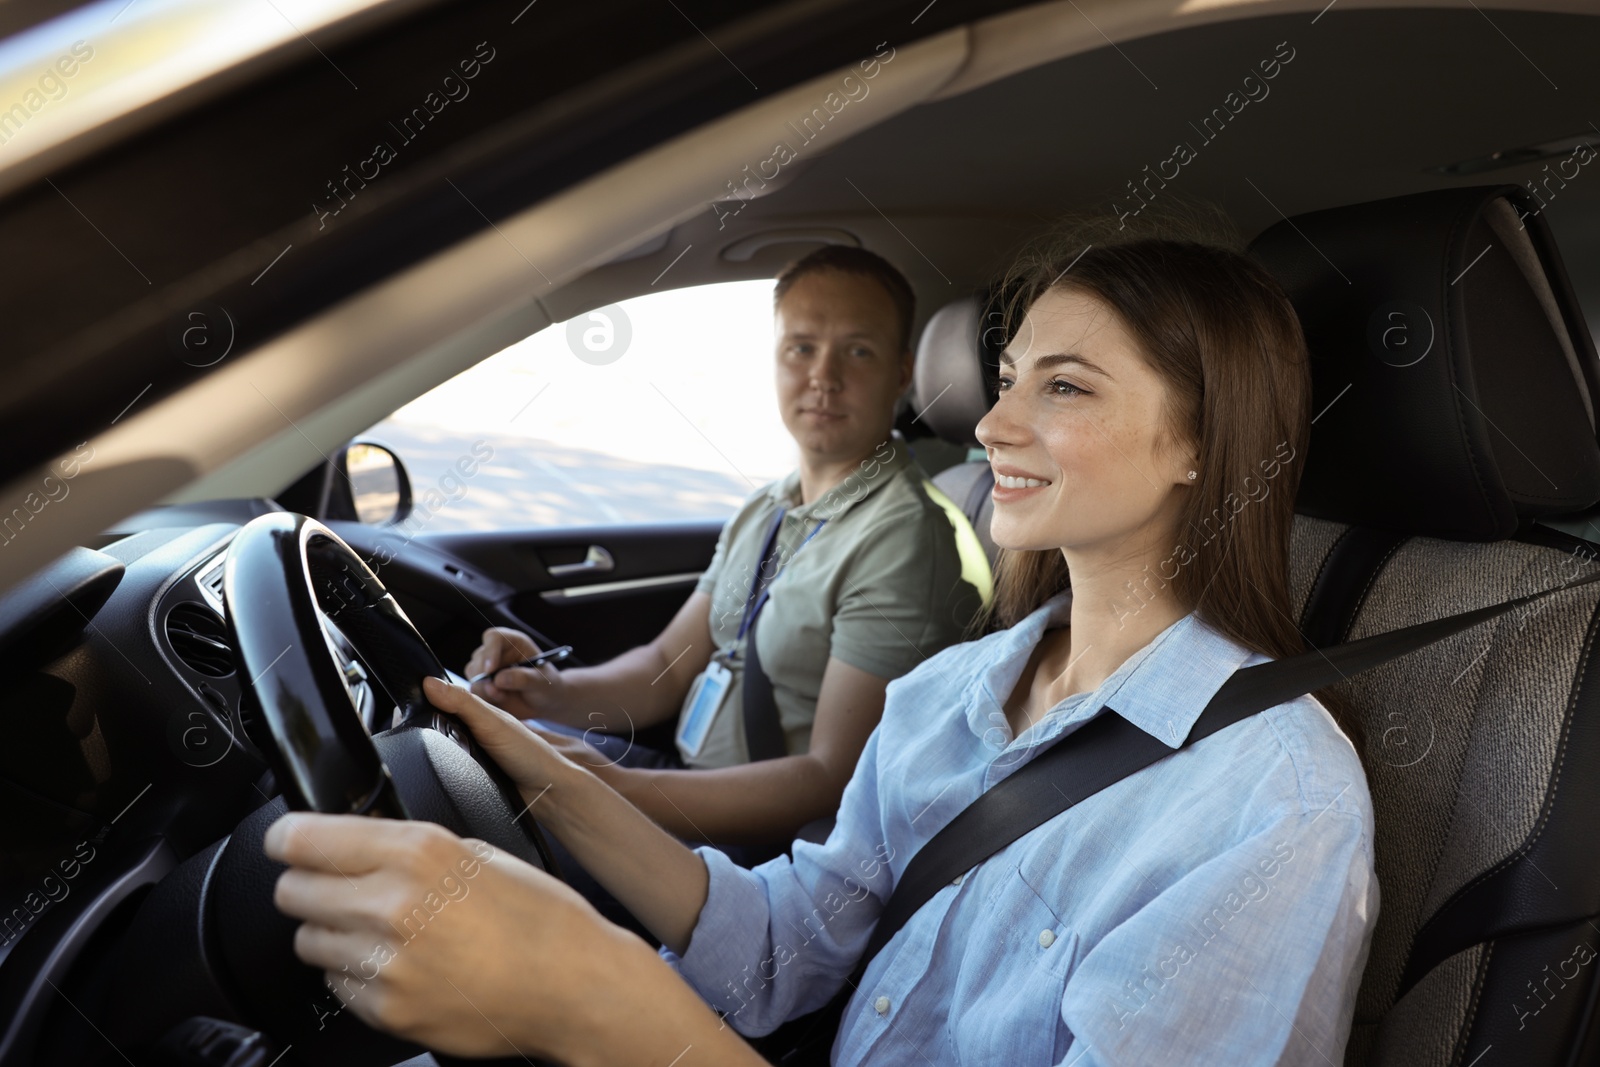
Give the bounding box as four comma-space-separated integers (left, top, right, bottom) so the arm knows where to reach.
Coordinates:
981, 237, 1364, 755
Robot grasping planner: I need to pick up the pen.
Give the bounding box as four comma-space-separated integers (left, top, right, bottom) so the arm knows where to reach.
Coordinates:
467, 644, 573, 684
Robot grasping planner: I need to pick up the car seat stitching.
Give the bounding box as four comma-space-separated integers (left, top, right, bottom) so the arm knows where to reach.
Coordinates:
1410, 581, 1600, 958
1344, 535, 1409, 643
1513, 580, 1594, 850
1422, 549, 1549, 885
1484, 584, 1591, 878
1299, 522, 1353, 632
1477, 558, 1589, 861
1392, 547, 1546, 992
1450, 940, 1494, 1066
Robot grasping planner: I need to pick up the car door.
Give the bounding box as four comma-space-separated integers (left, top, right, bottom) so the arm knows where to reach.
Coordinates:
416, 520, 722, 667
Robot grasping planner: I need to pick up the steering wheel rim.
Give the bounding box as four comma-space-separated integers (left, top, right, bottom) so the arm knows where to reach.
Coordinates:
223, 512, 556, 857
204, 513, 561, 1065
222, 513, 409, 815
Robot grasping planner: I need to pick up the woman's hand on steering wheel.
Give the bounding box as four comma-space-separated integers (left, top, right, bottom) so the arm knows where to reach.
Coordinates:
422, 676, 591, 811
264, 810, 766, 1066
264, 813, 628, 1061
465, 626, 567, 720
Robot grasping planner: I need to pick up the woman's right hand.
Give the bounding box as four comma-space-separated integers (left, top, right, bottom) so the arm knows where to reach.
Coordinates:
423, 675, 582, 811
266, 809, 749, 1065
424, 678, 712, 960
464, 626, 566, 719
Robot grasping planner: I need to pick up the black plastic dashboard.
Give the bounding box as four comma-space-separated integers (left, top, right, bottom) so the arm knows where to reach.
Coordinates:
0, 517, 271, 1064
0, 496, 539, 1066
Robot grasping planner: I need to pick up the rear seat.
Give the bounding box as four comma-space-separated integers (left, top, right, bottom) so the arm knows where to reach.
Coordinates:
1254, 185, 1600, 1065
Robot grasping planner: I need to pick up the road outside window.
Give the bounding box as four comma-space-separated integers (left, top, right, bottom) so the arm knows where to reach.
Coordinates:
362, 279, 795, 531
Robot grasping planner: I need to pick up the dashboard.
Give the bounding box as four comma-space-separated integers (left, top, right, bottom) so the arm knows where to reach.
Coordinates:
0, 496, 520, 1065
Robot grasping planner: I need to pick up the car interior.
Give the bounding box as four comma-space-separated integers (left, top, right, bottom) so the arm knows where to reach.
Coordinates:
2, 0, 1599, 1065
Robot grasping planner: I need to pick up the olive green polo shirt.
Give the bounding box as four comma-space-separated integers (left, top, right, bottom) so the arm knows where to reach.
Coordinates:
677, 436, 988, 769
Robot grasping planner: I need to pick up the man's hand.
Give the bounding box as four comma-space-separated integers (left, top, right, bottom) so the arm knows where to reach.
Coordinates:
265, 814, 612, 1058
464, 627, 565, 719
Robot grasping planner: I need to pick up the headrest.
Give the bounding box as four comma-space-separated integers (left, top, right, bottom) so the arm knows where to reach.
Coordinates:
1249, 184, 1600, 541
913, 296, 993, 446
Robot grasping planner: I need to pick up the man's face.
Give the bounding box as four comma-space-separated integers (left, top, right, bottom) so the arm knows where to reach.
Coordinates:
774, 269, 913, 464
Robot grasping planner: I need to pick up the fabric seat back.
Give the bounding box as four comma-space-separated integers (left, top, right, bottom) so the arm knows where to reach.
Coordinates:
1256, 186, 1600, 1065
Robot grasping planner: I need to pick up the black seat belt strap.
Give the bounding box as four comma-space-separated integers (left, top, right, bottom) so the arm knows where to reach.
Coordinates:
870, 564, 1600, 966
768, 564, 1600, 1063
743, 612, 788, 762
736, 509, 826, 763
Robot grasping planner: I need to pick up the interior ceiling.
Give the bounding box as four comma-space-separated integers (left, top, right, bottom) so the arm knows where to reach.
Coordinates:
570, 6, 1600, 337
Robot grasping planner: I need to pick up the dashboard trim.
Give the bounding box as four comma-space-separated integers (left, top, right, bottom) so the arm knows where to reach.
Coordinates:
0, 837, 176, 1064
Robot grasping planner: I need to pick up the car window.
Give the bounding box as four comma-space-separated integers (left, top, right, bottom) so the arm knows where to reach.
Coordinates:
360, 279, 794, 531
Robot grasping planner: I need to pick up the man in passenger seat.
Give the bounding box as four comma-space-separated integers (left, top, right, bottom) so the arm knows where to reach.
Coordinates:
464, 246, 987, 925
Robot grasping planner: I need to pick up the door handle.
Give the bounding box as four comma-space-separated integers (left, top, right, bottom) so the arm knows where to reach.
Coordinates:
547, 545, 615, 578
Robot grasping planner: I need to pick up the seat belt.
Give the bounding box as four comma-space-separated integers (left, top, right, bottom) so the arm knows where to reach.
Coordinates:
743, 613, 787, 762
763, 563, 1600, 1063
740, 510, 827, 763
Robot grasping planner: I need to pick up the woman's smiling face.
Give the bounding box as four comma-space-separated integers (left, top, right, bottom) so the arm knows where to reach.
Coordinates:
975, 286, 1196, 555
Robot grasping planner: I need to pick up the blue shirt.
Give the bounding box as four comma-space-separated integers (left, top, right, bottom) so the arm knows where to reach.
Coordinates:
659, 590, 1379, 1065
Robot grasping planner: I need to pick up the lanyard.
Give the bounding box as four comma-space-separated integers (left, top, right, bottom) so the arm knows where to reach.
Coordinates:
735, 507, 826, 643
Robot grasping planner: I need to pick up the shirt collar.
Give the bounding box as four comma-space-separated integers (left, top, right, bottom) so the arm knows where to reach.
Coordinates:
1098, 611, 1258, 749
769, 434, 911, 520
973, 587, 1258, 752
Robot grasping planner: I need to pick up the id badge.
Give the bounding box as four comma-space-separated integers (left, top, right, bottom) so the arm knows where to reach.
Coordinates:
676, 659, 732, 759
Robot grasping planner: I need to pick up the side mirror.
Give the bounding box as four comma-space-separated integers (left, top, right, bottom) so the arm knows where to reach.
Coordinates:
331, 440, 413, 525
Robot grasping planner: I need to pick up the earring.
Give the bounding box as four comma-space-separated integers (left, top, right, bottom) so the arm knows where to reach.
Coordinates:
1186, 470, 1198, 481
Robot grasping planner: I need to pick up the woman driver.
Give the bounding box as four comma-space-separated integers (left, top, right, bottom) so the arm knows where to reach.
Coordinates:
266, 238, 1378, 1065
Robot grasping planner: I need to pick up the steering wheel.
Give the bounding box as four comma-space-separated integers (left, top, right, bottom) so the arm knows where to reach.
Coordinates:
205, 514, 560, 1066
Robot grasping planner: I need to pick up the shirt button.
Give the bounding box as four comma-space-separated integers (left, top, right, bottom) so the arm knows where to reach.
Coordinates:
1039, 929, 1057, 948
951, 872, 965, 886
873, 996, 891, 1016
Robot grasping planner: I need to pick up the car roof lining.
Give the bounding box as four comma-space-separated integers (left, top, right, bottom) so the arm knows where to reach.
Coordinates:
60, 22, 971, 551
148, 0, 1600, 501
1, 0, 1596, 594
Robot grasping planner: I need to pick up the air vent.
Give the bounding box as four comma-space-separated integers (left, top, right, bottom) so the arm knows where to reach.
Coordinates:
165, 603, 235, 677
196, 556, 227, 614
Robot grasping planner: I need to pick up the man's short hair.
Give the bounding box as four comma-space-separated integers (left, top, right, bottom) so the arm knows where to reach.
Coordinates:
773, 245, 915, 354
